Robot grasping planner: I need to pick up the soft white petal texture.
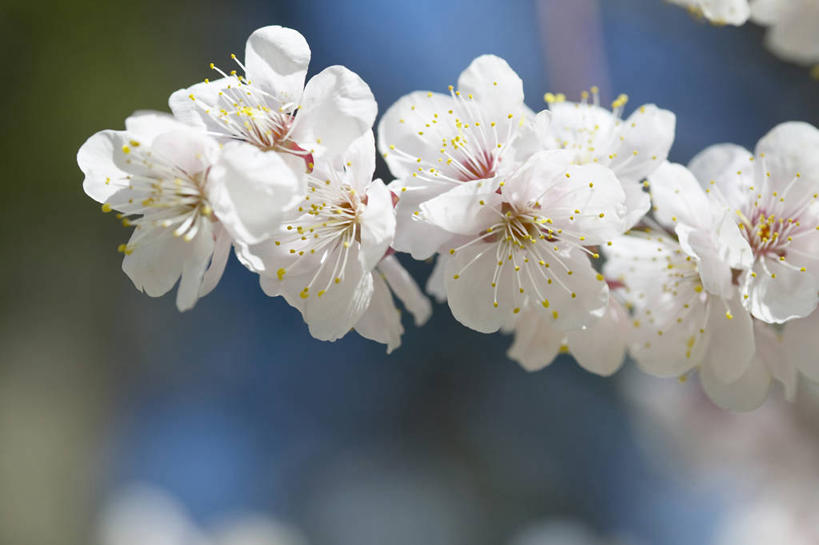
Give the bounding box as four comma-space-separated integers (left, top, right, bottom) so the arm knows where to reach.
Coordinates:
358, 179, 396, 272
445, 243, 518, 333
701, 320, 778, 411
688, 143, 755, 208
750, 0, 785, 24
701, 293, 755, 383
149, 130, 217, 177
291, 65, 377, 157
566, 298, 629, 376
209, 142, 304, 245
78, 130, 129, 202
456, 54, 524, 123
175, 222, 217, 311
503, 149, 575, 204
426, 254, 448, 303
507, 308, 564, 372
168, 78, 236, 134
389, 179, 457, 259
122, 228, 190, 298
701, 354, 772, 411
622, 180, 652, 230
377, 91, 456, 178
378, 255, 432, 326
763, 2, 819, 65
244, 25, 310, 102
198, 224, 232, 298
124, 111, 193, 144
755, 122, 819, 187
264, 245, 375, 342
341, 130, 376, 192
612, 104, 676, 183
554, 164, 627, 243
741, 257, 818, 323
699, 0, 752, 25
354, 272, 403, 353
783, 309, 819, 382
419, 179, 501, 236
649, 161, 711, 228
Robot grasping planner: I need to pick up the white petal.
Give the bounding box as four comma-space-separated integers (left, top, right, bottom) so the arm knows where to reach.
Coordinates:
741, 256, 819, 323
358, 179, 396, 272
389, 178, 457, 259
378, 254, 432, 326
783, 308, 819, 383
209, 142, 304, 244
426, 254, 448, 303
502, 149, 575, 205
342, 130, 376, 192
566, 298, 628, 376
125, 111, 193, 144
291, 65, 377, 158
122, 227, 189, 298
688, 143, 755, 208
198, 224, 232, 298
701, 294, 755, 383
507, 307, 564, 372
419, 178, 501, 235
445, 243, 518, 333
699, 0, 751, 25
168, 77, 233, 132
77, 130, 128, 203
175, 222, 216, 311
764, 4, 819, 65
649, 161, 711, 229
611, 104, 676, 183
755, 121, 819, 186
244, 25, 310, 102
700, 354, 772, 411
150, 129, 218, 176
354, 272, 403, 353
750, 0, 785, 25
551, 163, 627, 244
456, 55, 525, 124
377, 91, 457, 178
621, 179, 651, 229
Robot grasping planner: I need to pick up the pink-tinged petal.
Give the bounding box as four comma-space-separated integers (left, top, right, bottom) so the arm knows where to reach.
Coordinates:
358, 179, 396, 272
507, 307, 564, 372
354, 272, 403, 354
566, 298, 629, 376
456, 55, 525, 124
419, 178, 501, 236
378, 255, 432, 326
701, 294, 755, 383
611, 104, 676, 183
741, 256, 819, 323
244, 25, 310, 102
649, 161, 711, 229
291, 65, 377, 158
783, 308, 819, 383
77, 130, 129, 203
209, 142, 304, 245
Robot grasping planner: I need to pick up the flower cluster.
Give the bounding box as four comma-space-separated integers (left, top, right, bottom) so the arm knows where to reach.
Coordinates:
79, 25, 819, 410
669, 0, 819, 71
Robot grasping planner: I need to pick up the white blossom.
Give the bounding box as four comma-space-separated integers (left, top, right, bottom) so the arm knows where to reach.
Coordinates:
78, 112, 301, 311
236, 132, 430, 351
378, 55, 539, 260
750, 0, 819, 66
669, 0, 751, 25
539, 89, 676, 228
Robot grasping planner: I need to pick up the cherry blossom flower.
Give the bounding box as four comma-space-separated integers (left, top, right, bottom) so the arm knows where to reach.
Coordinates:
170, 25, 377, 198
678, 122, 819, 323
604, 229, 756, 393
236, 132, 431, 351
420, 149, 627, 334
538, 88, 676, 227
78, 112, 301, 311
669, 0, 751, 25
377, 54, 538, 260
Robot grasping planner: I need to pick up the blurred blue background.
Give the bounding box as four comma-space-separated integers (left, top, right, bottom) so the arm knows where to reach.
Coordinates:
1, 0, 818, 544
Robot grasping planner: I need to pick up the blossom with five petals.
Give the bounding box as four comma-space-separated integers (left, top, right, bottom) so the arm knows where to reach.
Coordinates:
236, 132, 431, 351
78, 112, 301, 310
